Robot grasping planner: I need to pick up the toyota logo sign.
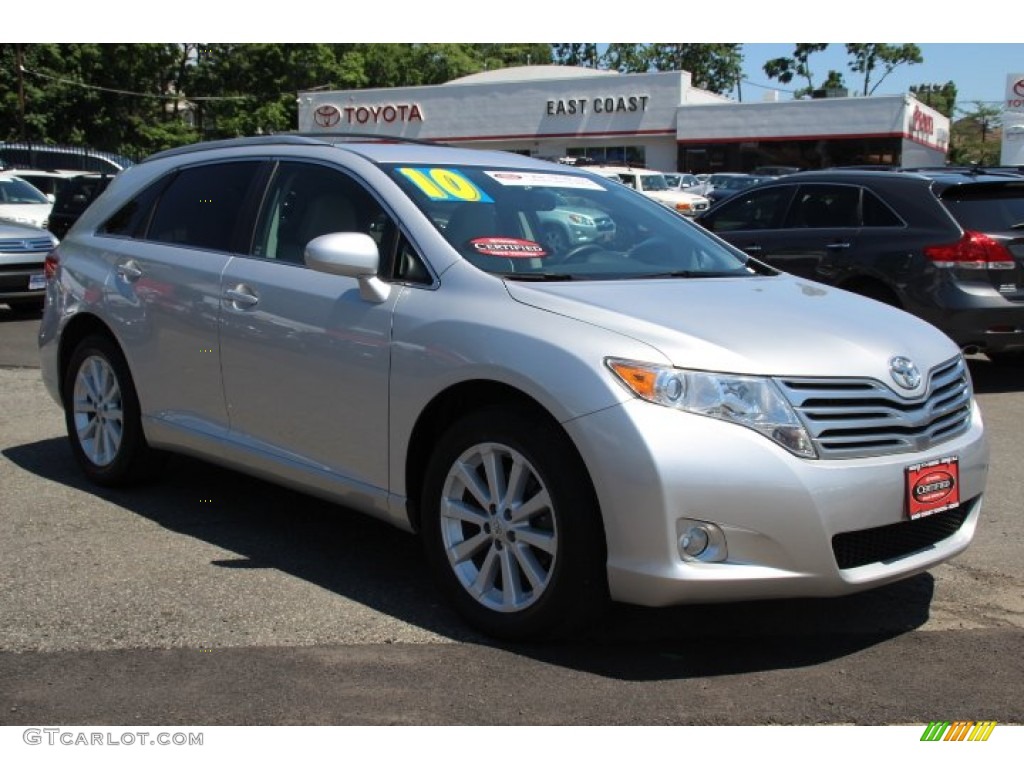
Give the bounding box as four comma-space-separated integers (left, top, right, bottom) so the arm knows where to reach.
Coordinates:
313, 104, 341, 129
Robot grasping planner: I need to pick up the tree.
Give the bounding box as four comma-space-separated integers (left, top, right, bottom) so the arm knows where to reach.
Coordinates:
552, 44, 599, 69
647, 44, 743, 94
949, 102, 1002, 165
601, 44, 651, 74
762, 44, 829, 97
846, 44, 922, 96
910, 82, 958, 118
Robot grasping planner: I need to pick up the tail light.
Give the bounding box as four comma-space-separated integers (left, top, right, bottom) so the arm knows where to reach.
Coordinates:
924, 231, 1016, 270
44, 248, 60, 280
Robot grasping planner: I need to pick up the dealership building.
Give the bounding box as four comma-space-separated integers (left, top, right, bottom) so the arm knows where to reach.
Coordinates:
297, 65, 951, 173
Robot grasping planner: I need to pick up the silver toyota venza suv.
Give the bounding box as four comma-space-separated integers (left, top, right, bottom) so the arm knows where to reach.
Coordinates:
39, 136, 989, 639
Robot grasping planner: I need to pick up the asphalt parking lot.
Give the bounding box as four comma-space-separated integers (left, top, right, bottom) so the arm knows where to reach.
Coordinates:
0, 305, 1022, 725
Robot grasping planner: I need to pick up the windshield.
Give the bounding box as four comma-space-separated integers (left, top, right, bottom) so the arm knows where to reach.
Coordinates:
0, 176, 50, 204
386, 163, 758, 280
639, 174, 669, 192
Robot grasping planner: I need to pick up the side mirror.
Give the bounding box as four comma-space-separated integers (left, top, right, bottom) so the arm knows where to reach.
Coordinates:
304, 232, 391, 303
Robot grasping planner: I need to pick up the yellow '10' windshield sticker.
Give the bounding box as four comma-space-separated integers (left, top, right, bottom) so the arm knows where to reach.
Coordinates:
398, 167, 494, 203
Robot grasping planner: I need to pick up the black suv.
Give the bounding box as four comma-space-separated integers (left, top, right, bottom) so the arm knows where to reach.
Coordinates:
696, 169, 1024, 364
47, 173, 114, 239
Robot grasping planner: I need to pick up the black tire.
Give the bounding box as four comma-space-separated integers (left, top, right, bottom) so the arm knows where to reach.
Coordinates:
63, 334, 163, 486
421, 407, 607, 641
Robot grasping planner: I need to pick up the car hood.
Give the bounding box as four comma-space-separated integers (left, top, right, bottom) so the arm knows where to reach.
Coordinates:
643, 190, 706, 205
504, 275, 959, 387
0, 203, 52, 228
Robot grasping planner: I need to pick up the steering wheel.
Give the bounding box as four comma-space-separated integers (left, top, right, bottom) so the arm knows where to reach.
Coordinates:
552, 243, 605, 265
626, 237, 671, 264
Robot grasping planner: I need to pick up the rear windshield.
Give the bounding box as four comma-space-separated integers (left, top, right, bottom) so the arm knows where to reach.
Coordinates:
940, 183, 1024, 231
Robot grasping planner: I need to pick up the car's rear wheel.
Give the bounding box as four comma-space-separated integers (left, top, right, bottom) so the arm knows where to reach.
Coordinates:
421, 408, 607, 640
63, 334, 163, 486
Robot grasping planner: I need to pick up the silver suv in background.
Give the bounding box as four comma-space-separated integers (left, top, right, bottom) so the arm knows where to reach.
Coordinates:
39, 136, 988, 639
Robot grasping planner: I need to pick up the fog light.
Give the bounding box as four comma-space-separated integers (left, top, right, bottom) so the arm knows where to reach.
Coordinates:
676, 518, 727, 562
679, 526, 709, 557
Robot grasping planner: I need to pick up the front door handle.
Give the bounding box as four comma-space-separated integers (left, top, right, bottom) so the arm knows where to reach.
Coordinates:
742, 244, 763, 254
826, 242, 851, 250
224, 284, 259, 309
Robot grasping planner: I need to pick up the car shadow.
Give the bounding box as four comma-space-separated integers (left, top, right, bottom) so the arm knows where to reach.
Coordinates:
3, 437, 936, 681
966, 355, 1024, 394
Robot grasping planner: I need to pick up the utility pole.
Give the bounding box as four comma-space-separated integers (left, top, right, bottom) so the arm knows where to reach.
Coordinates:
16, 44, 27, 139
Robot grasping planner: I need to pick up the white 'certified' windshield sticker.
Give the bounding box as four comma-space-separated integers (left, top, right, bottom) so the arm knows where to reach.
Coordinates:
484, 171, 605, 190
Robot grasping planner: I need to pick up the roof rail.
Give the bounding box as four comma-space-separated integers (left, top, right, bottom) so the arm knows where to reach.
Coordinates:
143, 132, 444, 164
285, 131, 444, 147
143, 134, 333, 163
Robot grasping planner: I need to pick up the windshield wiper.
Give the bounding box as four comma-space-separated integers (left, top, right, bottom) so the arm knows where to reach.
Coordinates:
503, 273, 576, 281
634, 270, 745, 279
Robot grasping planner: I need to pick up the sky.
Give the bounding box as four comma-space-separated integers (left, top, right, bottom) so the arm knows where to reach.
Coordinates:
19, 3, 1024, 111
737, 44, 1022, 106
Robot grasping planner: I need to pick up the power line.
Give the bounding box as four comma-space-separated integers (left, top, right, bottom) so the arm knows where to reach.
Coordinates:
19, 65, 252, 102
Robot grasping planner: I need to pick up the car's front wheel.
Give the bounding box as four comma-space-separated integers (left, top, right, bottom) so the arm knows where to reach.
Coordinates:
63, 334, 163, 486
421, 408, 607, 640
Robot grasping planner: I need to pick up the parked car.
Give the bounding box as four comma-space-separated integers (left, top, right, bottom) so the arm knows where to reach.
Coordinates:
752, 165, 802, 176
46, 173, 115, 239
0, 219, 58, 312
0, 142, 135, 174
663, 172, 707, 195
588, 165, 711, 216
40, 138, 988, 639
696, 169, 1024, 364
0, 172, 53, 229
705, 173, 771, 205
7, 169, 85, 203
536, 191, 616, 251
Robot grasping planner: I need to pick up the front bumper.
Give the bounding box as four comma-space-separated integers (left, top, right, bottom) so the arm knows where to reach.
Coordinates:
565, 397, 988, 607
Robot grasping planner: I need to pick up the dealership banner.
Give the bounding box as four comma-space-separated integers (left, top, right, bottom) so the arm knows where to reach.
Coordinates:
1002, 72, 1024, 165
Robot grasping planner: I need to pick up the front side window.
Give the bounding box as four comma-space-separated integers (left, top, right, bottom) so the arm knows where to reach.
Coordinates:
702, 186, 796, 233
784, 185, 861, 229
387, 164, 759, 280
250, 162, 395, 265
147, 162, 261, 252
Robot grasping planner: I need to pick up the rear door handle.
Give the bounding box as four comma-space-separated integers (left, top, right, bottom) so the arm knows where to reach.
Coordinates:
224, 284, 259, 309
116, 260, 143, 282
741, 244, 763, 254
826, 242, 851, 250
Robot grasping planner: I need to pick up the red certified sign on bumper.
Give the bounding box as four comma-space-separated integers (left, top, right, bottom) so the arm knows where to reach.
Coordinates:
905, 456, 960, 519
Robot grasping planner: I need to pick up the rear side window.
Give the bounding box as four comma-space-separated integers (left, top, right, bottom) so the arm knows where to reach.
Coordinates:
147, 162, 261, 252
940, 184, 1024, 232
100, 178, 162, 237
862, 189, 904, 227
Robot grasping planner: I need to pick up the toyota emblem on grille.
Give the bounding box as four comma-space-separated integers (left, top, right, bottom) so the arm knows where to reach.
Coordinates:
889, 356, 922, 390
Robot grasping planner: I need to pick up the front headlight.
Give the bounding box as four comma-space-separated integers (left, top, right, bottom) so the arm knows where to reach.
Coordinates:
606, 359, 817, 458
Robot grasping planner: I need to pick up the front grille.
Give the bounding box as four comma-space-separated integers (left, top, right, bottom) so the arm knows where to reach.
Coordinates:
0, 237, 54, 253
776, 356, 971, 459
595, 218, 614, 232
832, 501, 972, 569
